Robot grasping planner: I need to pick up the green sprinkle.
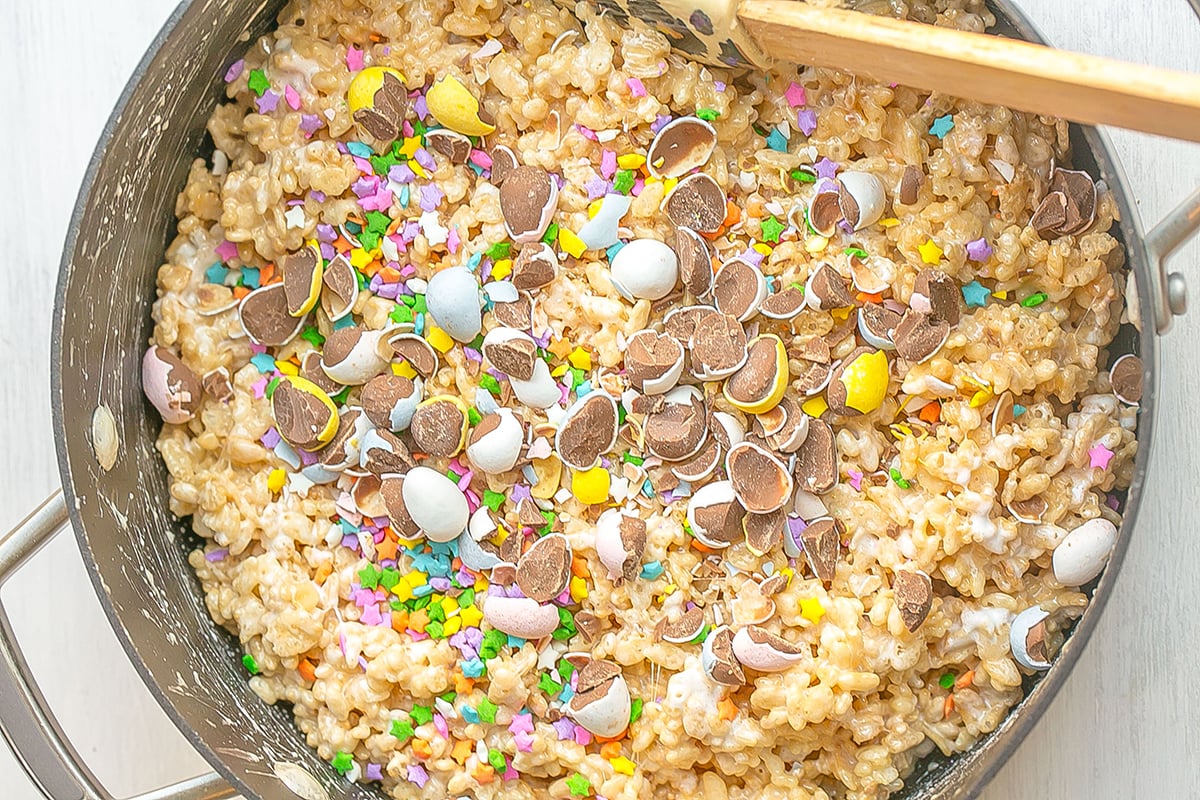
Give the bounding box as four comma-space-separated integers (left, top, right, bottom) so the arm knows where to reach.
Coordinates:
411, 294, 428, 315
299, 326, 326, 347
566, 772, 592, 796
380, 567, 401, 591
358, 564, 382, 590
557, 657, 576, 683
467, 408, 482, 426
477, 696, 498, 724
412, 595, 432, 610
358, 210, 392, 251
689, 623, 711, 645
541, 222, 560, 245
552, 607, 577, 640
247, 69, 270, 96
568, 366, 587, 390
844, 246, 869, 259
622, 451, 645, 466
1021, 292, 1048, 308
939, 672, 956, 690
613, 169, 636, 194
389, 598, 406, 612
538, 672, 563, 695
485, 242, 512, 260
889, 467, 912, 489
629, 697, 644, 724
390, 303, 414, 324
389, 719, 414, 742
409, 704, 433, 726
426, 601, 446, 623
479, 373, 502, 396
482, 489, 506, 512
424, 621, 445, 639
696, 108, 720, 121
369, 152, 403, 177
457, 588, 476, 608
242, 654, 260, 675
331, 385, 352, 405
538, 510, 556, 536
760, 215, 785, 244
264, 376, 282, 399
488, 748, 507, 773
331, 752, 354, 775
790, 167, 817, 184
480, 629, 508, 660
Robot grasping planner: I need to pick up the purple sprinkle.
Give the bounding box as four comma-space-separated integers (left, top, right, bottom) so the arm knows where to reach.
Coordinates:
407, 764, 428, 788
298, 448, 319, 466
739, 247, 764, 267
797, 109, 818, 136
414, 148, 436, 171
463, 347, 483, 362
299, 114, 324, 134
813, 157, 839, 181
419, 183, 444, 211
412, 95, 428, 120
966, 237, 994, 262
286, 198, 305, 207
352, 176, 378, 198
584, 177, 610, 200
224, 59, 245, 83
358, 656, 369, 671
260, 427, 282, 448
369, 273, 385, 292
205, 549, 229, 562
316, 223, 337, 243
341, 534, 360, 551
786, 515, 808, 551
365, 764, 384, 782
651, 114, 673, 134
551, 717, 576, 740
464, 626, 483, 648
319, 242, 336, 261
714, 80, 727, 92
309, 190, 326, 203
255, 90, 280, 114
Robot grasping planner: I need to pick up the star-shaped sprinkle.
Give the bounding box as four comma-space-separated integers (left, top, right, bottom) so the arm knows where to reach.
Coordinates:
566, 773, 592, 797
813, 157, 839, 181
929, 114, 955, 139
918, 238, 943, 265
1088, 443, 1114, 470
847, 469, 863, 491
966, 237, 993, 261
284, 205, 306, 230
797, 108, 817, 136
255, 90, 280, 114
760, 215, 785, 243
962, 280, 991, 308
406, 764, 428, 788
799, 596, 825, 624
784, 81, 807, 107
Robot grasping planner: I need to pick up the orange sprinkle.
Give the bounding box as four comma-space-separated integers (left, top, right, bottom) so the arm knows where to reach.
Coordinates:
856, 291, 883, 304
571, 556, 591, 579
359, 259, 383, 278
600, 741, 622, 760
690, 538, 717, 554
297, 658, 317, 683
390, 610, 409, 632
408, 609, 430, 633
594, 728, 628, 744
717, 697, 739, 721
918, 401, 941, 424
470, 762, 495, 784
331, 236, 352, 252
314, 562, 333, 585
411, 738, 433, 759
942, 695, 955, 719
259, 262, 276, 285
723, 200, 741, 228
954, 669, 976, 690
744, 198, 765, 218
232, 285, 251, 300
451, 739, 474, 765
454, 672, 476, 694
378, 266, 402, 283
375, 534, 399, 562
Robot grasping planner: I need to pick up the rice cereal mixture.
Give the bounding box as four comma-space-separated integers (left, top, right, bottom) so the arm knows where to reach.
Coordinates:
142, 0, 1142, 798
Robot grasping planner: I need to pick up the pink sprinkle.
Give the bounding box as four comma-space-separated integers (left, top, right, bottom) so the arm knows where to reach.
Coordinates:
600, 150, 617, 179
400, 263, 417, 278
402, 119, 415, 137
573, 726, 593, 746
215, 239, 239, 262
433, 714, 449, 738
503, 761, 519, 780
509, 713, 534, 735
352, 156, 374, 173
784, 81, 807, 108
631, 178, 645, 196
250, 377, 269, 399
447, 227, 461, 254
205, 549, 229, 562
457, 470, 474, 491
249, 342, 267, 355
408, 630, 429, 642
1088, 443, 1114, 470
625, 77, 647, 97
346, 46, 364, 72
575, 124, 598, 141
360, 604, 383, 626
284, 85, 302, 110
847, 469, 863, 491
513, 730, 535, 753
339, 632, 348, 658
469, 149, 493, 169
360, 188, 394, 212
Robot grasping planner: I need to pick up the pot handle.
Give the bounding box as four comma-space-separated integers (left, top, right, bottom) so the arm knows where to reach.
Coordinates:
0, 491, 236, 800
1145, 187, 1200, 333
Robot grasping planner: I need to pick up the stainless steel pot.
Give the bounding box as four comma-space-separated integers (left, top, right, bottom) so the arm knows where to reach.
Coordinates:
2, 2, 1198, 799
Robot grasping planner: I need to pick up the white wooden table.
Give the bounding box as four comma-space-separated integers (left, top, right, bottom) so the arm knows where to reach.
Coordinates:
1, 1, 1197, 798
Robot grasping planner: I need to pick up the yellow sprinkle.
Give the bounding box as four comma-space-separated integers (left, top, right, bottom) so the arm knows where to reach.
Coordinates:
441, 596, 459, 616
752, 242, 772, 256
617, 153, 646, 169
802, 396, 829, 418
878, 217, 900, 228
830, 306, 853, 322
610, 757, 636, 775
961, 374, 991, 392
889, 423, 912, 440
550, 363, 570, 378
391, 582, 414, 602
661, 583, 677, 596
398, 136, 422, 160
992, 289, 1008, 300
569, 575, 589, 602
275, 360, 299, 376
588, 200, 603, 218
572, 466, 610, 505
392, 361, 418, 379
805, 235, 829, 253
559, 227, 587, 258
473, 575, 489, 592
267, 468, 286, 494
442, 616, 463, 636
567, 347, 592, 370
799, 597, 826, 624
425, 325, 454, 353
778, 567, 795, 586
918, 238, 944, 265
644, 175, 661, 185
403, 570, 428, 587
349, 248, 374, 269
491, 258, 513, 280
459, 605, 484, 628
969, 390, 993, 408
663, 177, 678, 194
409, 160, 429, 179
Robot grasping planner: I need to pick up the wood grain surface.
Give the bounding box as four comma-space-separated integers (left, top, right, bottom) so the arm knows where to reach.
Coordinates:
0, 1, 1196, 799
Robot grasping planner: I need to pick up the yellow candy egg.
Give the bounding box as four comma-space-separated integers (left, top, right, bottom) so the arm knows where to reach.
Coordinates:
840, 349, 889, 414
571, 465, 610, 505
426, 75, 495, 137
722, 334, 788, 415
347, 66, 407, 114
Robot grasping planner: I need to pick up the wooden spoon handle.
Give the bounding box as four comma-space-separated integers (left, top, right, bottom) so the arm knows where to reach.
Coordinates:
738, 0, 1200, 143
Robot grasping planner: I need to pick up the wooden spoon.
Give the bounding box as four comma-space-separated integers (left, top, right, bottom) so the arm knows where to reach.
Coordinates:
560, 0, 1200, 143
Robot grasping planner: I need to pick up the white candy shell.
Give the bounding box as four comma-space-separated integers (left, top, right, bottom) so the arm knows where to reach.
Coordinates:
610, 239, 679, 301
466, 408, 524, 473
567, 673, 631, 738
838, 171, 886, 230
141, 347, 200, 424
482, 595, 561, 639
388, 376, 423, 432
1052, 518, 1118, 586
792, 489, 828, 521
483, 280, 519, 304
511, 358, 563, 409
594, 509, 634, 580
775, 411, 810, 452
857, 306, 898, 350
577, 193, 633, 250
686, 480, 738, 549
731, 628, 807, 672
468, 506, 498, 542
322, 329, 392, 385
401, 466, 469, 542
457, 529, 506, 572
711, 411, 746, 449
426, 266, 483, 342
1010, 606, 1052, 671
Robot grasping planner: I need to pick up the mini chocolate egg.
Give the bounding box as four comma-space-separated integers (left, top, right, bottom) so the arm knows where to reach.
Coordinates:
358, 428, 415, 475
466, 409, 524, 473
568, 661, 632, 737
347, 66, 407, 116
594, 509, 648, 582
360, 374, 423, 431
893, 308, 950, 364
1010, 606, 1052, 670
898, 165, 924, 205
805, 263, 856, 311
387, 332, 439, 380
425, 74, 495, 136
625, 329, 685, 395
425, 266, 483, 343
761, 395, 809, 453
686, 480, 746, 549
1007, 495, 1048, 525
468, 505, 498, 543
827, 348, 889, 416
800, 517, 842, 582
858, 304, 902, 350
759, 286, 806, 320
731, 626, 808, 672
1052, 517, 1118, 586
351, 474, 389, 519
379, 475, 420, 538
710, 411, 746, 450
401, 465, 469, 542
743, 508, 785, 556
849, 254, 893, 296
656, 607, 706, 643
509, 242, 558, 292
701, 626, 746, 686
712, 258, 768, 322
670, 225, 713, 298
644, 386, 709, 462
893, 569, 933, 632
141, 346, 202, 424
482, 327, 538, 381
806, 187, 843, 237
610, 238, 679, 302
515, 533, 573, 603
510, 357, 562, 409
725, 441, 793, 514
663, 173, 726, 235
793, 489, 829, 521
723, 334, 788, 414
482, 595, 561, 639
500, 166, 559, 243
300, 351, 343, 396
1109, 353, 1143, 406
670, 438, 722, 483
320, 254, 359, 322
317, 407, 371, 471
646, 115, 718, 178
837, 171, 886, 230
556, 391, 618, 471
689, 310, 748, 380
280, 243, 324, 318
271, 375, 340, 451
320, 326, 392, 385
793, 419, 838, 495
238, 284, 305, 346
424, 128, 473, 164
410, 395, 469, 457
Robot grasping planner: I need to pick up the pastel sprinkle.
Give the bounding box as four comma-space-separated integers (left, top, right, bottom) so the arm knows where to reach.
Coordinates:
966, 237, 993, 261
1088, 443, 1114, 470
962, 280, 991, 308
929, 114, 955, 139
784, 82, 807, 108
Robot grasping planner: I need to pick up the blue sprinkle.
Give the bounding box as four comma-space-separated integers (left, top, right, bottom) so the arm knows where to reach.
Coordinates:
461, 658, 485, 678
412, 584, 435, 597
640, 561, 664, 581
250, 353, 276, 373
641, 478, 655, 498
576, 380, 593, 397
765, 128, 789, 152
606, 242, 626, 262
205, 263, 229, 284
1013, 404, 1027, 418
339, 518, 359, 535
460, 706, 480, 724
467, 252, 483, 271
929, 114, 955, 139
333, 315, 356, 330
414, 312, 425, 335
558, 684, 575, 702
346, 141, 373, 159
469, 162, 484, 176
506, 635, 526, 649
240, 266, 261, 290
399, 185, 410, 208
